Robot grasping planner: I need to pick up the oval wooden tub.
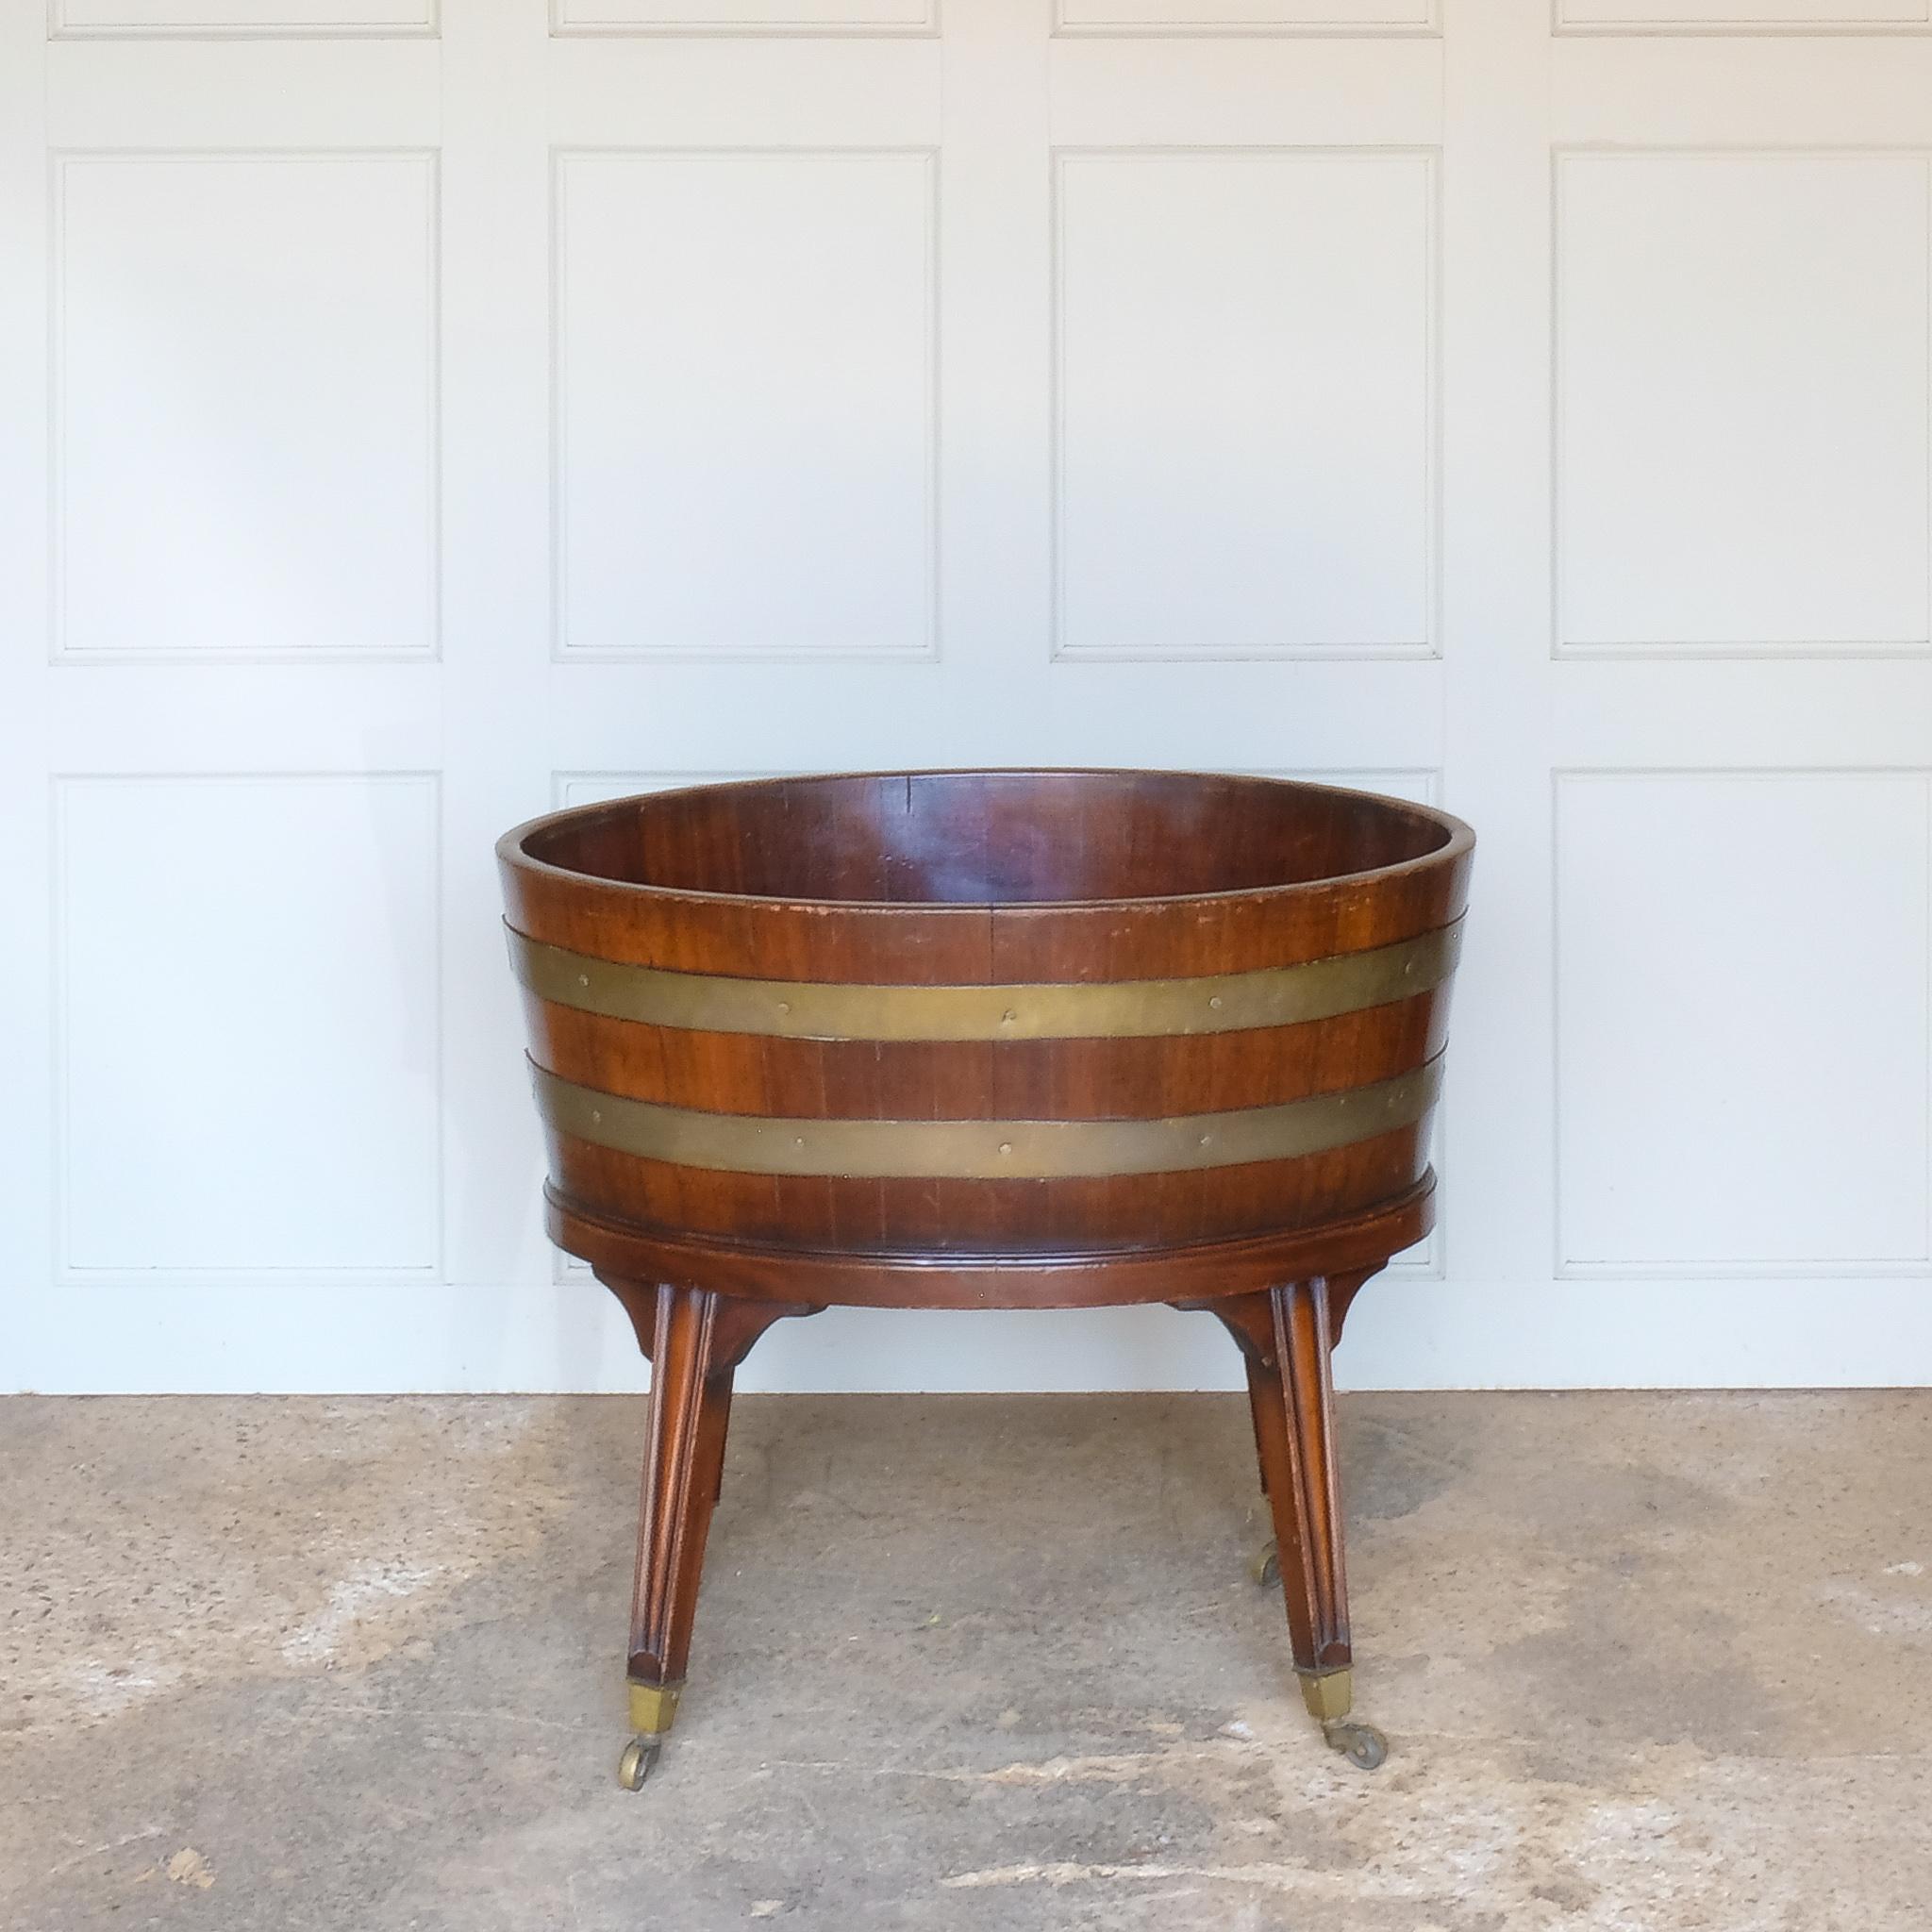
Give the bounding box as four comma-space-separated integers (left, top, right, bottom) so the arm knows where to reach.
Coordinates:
498, 768, 1474, 1785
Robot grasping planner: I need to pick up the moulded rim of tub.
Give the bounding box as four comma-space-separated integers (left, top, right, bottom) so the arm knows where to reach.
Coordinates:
495, 765, 1476, 913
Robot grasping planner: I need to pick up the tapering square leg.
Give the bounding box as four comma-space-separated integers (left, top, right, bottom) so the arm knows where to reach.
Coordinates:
598, 1277, 818, 1790
1249, 1282, 1352, 1689
1179, 1272, 1389, 1768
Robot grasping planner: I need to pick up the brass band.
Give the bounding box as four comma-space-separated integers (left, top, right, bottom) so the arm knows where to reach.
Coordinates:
531, 1055, 1442, 1181
508, 919, 1460, 1043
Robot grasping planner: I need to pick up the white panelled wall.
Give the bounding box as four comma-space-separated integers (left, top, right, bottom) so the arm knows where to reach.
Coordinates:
2, 0, 1929, 1394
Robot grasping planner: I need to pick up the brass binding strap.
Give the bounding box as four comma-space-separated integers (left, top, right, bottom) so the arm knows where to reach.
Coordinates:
530, 1055, 1443, 1181
508, 918, 1461, 1043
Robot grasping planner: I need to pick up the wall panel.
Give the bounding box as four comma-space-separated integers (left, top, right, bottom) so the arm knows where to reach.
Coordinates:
56, 774, 442, 1280
1054, 148, 1436, 659
1556, 771, 1931, 1274
1056, 0, 1435, 32
1555, 149, 1930, 658
555, 0, 930, 30
553, 148, 937, 660
1557, 0, 1928, 31
52, 0, 434, 34
53, 151, 439, 660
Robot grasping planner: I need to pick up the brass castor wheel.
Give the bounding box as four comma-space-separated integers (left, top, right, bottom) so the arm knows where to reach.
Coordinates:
617, 1735, 662, 1791
1249, 1538, 1280, 1588
1324, 1721, 1388, 1771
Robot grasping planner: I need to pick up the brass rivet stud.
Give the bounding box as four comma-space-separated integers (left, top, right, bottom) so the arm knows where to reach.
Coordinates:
577, 974, 591, 988
776, 1001, 791, 1015
1208, 995, 1224, 1010
999, 1141, 1013, 1156
1002, 1008, 1018, 1024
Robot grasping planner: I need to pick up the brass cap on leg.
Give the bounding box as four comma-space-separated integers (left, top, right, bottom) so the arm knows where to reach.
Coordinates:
1298, 1667, 1353, 1724
627, 1679, 684, 1738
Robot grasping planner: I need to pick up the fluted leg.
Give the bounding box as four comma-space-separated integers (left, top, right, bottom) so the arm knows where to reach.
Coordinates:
598, 1277, 818, 1788
1249, 1281, 1352, 1697
1178, 1271, 1387, 1767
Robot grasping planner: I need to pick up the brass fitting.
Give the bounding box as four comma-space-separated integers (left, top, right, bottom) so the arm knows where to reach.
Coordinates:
627, 1679, 684, 1738
1297, 1667, 1353, 1723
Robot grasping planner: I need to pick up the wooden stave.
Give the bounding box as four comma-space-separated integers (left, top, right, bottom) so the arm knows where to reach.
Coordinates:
539, 1118, 1433, 1257
505, 769, 1469, 910
516, 969, 1453, 1255
499, 771, 1470, 1260
542, 1172, 1439, 1310
496, 774, 1474, 987
498, 855, 1474, 985
514, 983, 1453, 1121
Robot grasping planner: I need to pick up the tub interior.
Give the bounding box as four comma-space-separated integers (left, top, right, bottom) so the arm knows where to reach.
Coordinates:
520, 770, 1453, 907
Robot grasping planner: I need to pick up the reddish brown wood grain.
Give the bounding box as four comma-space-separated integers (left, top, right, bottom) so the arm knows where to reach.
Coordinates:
496, 769, 1473, 1766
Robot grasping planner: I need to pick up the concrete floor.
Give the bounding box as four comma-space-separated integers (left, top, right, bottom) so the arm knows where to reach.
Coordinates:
3, 1391, 1930, 1931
